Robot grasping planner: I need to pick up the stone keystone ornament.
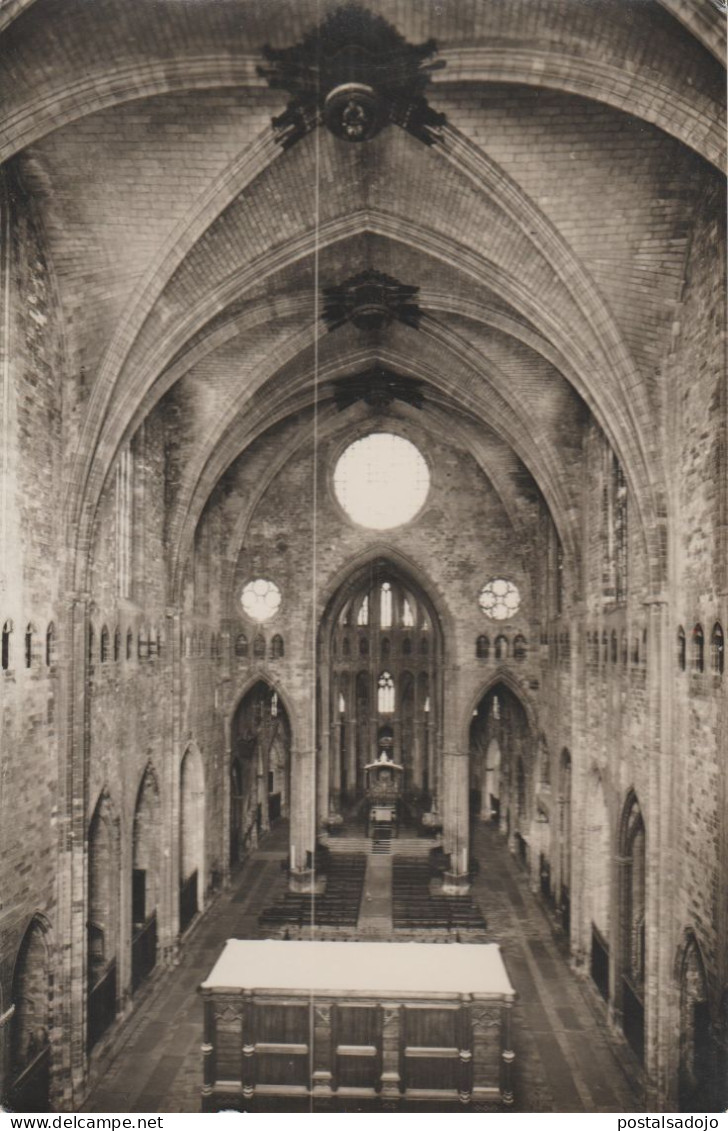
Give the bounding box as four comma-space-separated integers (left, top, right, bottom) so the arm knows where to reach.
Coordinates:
332, 365, 425, 412
259, 2, 446, 149
322, 270, 421, 332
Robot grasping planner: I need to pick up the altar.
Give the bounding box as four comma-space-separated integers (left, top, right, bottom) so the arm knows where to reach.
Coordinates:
200, 939, 516, 1109
364, 751, 404, 836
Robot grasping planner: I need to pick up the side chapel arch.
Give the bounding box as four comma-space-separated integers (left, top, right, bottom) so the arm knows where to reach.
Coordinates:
7, 916, 53, 1112
87, 790, 120, 1051
677, 931, 712, 1112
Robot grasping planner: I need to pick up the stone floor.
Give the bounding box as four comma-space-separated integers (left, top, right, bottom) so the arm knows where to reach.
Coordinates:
85, 822, 641, 1114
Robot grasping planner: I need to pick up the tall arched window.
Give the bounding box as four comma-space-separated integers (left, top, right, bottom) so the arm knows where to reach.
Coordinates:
377, 671, 395, 713
692, 625, 704, 673
380, 582, 392, 628
357, 595, 369, 626
591, 632, 600, 667
88, 624, 95, 666
711, 622, 724, 675
476, 634, 489, 659
235, 633, 249, 658
513, 634, 527, 661
677, 626, 686, 671
113, 626, 121, 663
271, 634, 284, 659
326, 564, 440, 803
100, 625, 109, 664
25, 624, 34, 669
126, 629, 133, 661
2, 619, 12, 670
494, 634, 508, 661
46, 623, 55, 668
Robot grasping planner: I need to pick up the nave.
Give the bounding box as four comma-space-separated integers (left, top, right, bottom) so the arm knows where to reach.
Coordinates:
86, 823, 638, 1114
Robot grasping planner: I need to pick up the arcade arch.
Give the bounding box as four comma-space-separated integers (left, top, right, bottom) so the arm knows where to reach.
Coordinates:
230, 680, 291, 867
468, 682, 534, 853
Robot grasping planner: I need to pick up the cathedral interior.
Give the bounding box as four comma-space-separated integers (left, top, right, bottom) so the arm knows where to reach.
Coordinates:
0, 0, 725, 1115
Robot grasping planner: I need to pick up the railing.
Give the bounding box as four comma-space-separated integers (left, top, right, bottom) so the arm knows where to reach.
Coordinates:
180, 871, 198, 934
6, 1045, 51, 1113
88, 960, 117, 1051
590, 925, 609, 1001
622, 976, 644, 1063
131, 911, 157, 994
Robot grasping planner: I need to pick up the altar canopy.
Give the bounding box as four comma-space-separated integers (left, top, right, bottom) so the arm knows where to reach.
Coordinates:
200, 939, 516, 1109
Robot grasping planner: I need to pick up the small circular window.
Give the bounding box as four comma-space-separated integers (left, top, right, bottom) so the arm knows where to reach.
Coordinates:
333, 432, 430, 530
241, 578, 281, 622
479, 579, 521, 621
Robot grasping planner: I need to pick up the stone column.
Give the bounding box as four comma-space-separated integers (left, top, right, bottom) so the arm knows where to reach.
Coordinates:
222, 716, 233, 886
411, 674, 423, 791
346, 702, 357, 803
289, 746, 317, 891
644, 596, 670, 1107
441, 749, 470, 893
330, 718, 342, 812
57, 591, 91, 1106
161, 606, 181, 964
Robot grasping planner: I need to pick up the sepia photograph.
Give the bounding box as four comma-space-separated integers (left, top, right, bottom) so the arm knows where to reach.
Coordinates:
0, 0, 725, 1117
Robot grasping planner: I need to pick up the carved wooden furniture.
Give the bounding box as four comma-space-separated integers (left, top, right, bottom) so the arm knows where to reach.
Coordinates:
200, 939, 515, 1110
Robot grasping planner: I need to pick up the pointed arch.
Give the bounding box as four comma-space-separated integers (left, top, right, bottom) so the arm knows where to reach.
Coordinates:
229, 678, 292, 865
676, 930, 712, 1111
131, 763, 161, 993
462, 670, 538, 751
8, 915, 53, 1112
87, 789, 120, 1050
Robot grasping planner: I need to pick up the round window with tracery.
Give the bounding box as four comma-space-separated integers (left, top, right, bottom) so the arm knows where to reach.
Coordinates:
479, 578, 521, 621
241, 578, 281, 622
